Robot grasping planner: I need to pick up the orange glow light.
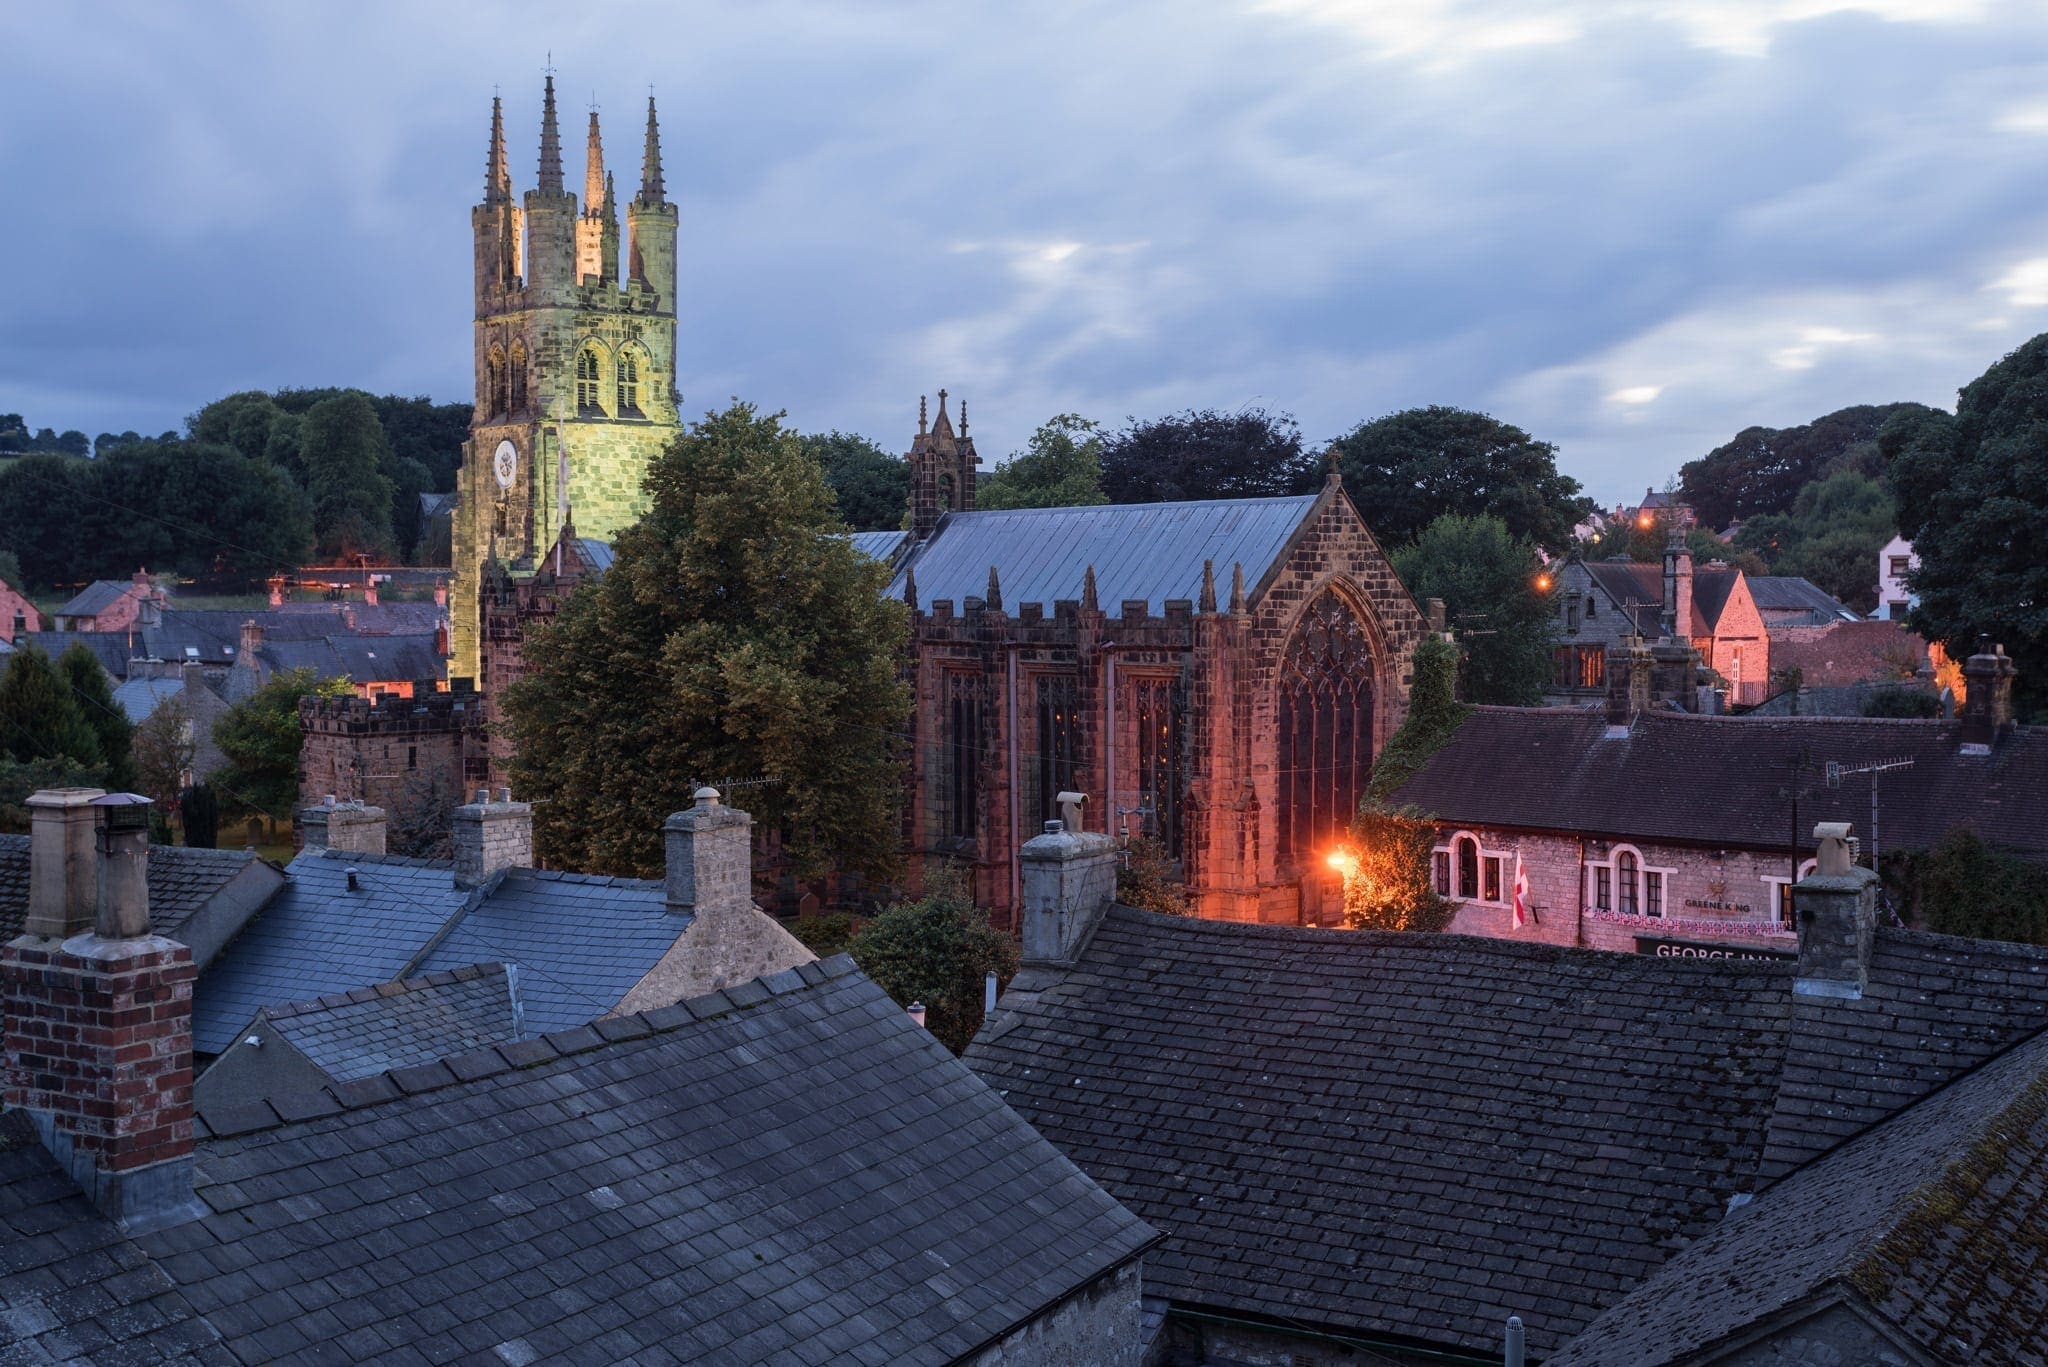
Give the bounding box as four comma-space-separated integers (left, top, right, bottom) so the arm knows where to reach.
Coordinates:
1637, 513, 1653, 528
1535, 573, 1552, 592
1326, 849, 1358, 876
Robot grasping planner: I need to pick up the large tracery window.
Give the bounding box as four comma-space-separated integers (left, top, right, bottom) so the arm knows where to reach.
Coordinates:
616, 349, 642, 416
1277, 589, 1376, 860
1036, 674, 1081, 825
938, 672, 982, 841
1132, 676, 1185, 856
575, 346, 605, 416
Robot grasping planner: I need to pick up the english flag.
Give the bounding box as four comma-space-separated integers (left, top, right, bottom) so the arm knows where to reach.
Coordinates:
1512, 855, 1530, 929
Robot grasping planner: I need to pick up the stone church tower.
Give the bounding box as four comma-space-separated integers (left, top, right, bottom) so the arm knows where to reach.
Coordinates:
449, 76, 682, 681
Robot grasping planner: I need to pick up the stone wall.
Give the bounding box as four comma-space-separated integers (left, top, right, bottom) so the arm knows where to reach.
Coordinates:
297, 689, 486, 849
968, 1259, 1146, 1367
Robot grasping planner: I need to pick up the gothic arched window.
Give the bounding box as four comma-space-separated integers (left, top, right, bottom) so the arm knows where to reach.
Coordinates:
508, 342, 527, 413
616, 349, 643, 416
575, 346, 605, 416
486, 348, 507, 416
1277, 588, 1376, 860
1617, 849, 1640, 915
1457, 835, 1479, 900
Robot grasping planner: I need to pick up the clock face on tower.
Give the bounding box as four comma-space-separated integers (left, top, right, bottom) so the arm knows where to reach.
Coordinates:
493, 439, 518, 490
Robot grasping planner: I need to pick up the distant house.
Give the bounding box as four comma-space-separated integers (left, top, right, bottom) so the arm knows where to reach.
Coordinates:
1548, 536, 1771, 705
112, 660, 235, 785
0, 576, 38, 643
50, 569, 163, 632
1878, 533, 1917, 620
1747, 574, 1861, 628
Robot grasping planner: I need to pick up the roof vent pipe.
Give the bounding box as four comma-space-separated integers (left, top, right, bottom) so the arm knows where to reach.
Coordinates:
1505, 1316, 1525, 1367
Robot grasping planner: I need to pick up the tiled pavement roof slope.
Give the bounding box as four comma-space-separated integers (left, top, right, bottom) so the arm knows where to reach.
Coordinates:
0, 836, 262, 945
886, 494, 1319, 615
1392, 708, 2048, 860
1761, 928, 2048, 1180
118, 958, 1154, 1365
193, 850, 467, 1056
1554, 1028, 2048, 1366
0, 1111, 231, 1364
411, 867, 677, 1038
965, 907, 1793, 1358
260, 962, 521, 1084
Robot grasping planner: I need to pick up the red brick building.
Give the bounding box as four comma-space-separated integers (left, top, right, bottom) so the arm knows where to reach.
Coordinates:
476, 524, 613, 785
875, 394, 1430, 926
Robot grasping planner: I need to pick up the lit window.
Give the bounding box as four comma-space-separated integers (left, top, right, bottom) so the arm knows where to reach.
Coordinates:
1617, 850, 1639, 915
1483, 856, 1502, 904
1277, 590, 1376, 860
1645, 870, 1663, 918
616, 350, 641, 416
576, 347, 604, 415
1433, 850, 1450, 896
1457, 836, 1479, 900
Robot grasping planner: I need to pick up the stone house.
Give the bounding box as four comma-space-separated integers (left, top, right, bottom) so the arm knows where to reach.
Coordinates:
49, 569, 163, 633
1547, 536, 1771, 705
869, 394, 1430, 927
0, 574, 38, 643
969, 817, 2048, 1362
295, 685, 488, 836
1395, 639, 2041, 953
0, 792, 1157, 1363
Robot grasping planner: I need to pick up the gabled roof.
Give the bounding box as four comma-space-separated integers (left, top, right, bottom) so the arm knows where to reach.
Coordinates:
256, 962, 522, 1084
847, 528, 910, 566
1392, 708, 2048, 860
886, 494, 1319, 615
571, 537, 614, 574
257, 632, 444, 683
1749, 575, 1861, 621
1554, 1028, 2048, 1365
967, 907, 1794, 1358
54, 579, 143, 619
1580, 560, 1745, 635
110, 675, 184, 722
0, 837, 268, 947
2, 960, 1157, 1365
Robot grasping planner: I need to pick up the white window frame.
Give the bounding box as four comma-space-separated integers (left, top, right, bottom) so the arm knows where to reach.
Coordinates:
1434, 829, 1512, 906
1761, 860, 1821, 926
1584, 843, 1677, 919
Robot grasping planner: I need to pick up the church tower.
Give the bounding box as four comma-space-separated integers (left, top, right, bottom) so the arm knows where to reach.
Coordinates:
908, 390, 978, 539
450, 76, 683, 682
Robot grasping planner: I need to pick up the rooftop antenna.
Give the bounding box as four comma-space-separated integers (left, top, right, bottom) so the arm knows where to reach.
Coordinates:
1825, 756, 1915, 869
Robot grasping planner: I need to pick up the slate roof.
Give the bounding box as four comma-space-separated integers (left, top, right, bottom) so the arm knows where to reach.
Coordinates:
571, 537, 614, 574
967, 907, 1795, 1358
1554, 1028, 2048, 1365
255, 962, 522, 1083
847, 528, 910, 565
1750, 574, 1861, 621
5, 959, 1158, 1365
194, 851, 690, 1056
0, 836, 263, 946
15, 630, 131, 676
886, 494, 1319, 615
1770, 620, 1933, 688
258, 631, 444, 683
1392, 707, 2048, 860
111, 675, 184, 722
417, 490, 456, 518
55, 579, 142, 620
1582, 560, 1744, 635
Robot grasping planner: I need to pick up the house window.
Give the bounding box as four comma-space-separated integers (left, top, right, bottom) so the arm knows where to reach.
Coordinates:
1132, 676, 1184, 856
1566, 596, 1581, 632
1483, 856, 1502, 904
616, 349, 641, 416
1617, 850, 1639, 915
1645, 870, 1664, 918
939, 672, 982, 841
1035, 674, 1080, 825
1433, 850, 1450, 896
1594, 865, 1611, 911
1585, 595, 1597, 619
1457, 836, 1479, 900
1889, 556, 1910, 578
509, 342, 527, 412
1552, 645, 1606, 690
1277, 590, 1375, 859
575, 347, 604, 415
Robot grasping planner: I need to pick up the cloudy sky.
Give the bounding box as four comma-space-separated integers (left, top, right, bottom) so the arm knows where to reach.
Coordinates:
4, 1, 2048, 503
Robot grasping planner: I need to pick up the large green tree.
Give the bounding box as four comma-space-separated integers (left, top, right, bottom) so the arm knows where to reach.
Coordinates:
506, 401, 912, 879
802, 430, 909, 531
1885, 338, 2048, 718
977, 414, 1108, 510
847, 870, 1019, 1054
0, 647, 100, 768
1393, 514, 1555, 705
59, 643, 133, 791
1732, 469, 1896, 612
1098, 406, 1317, 504
213, 668, 345, 822
1680, 402, 1932, 532
1327, 406, 1593, 555
300, 392, 396, 561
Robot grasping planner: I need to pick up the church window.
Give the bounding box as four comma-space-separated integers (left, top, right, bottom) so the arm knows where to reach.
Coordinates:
938, 672, 982, 841
616, 349, 641, 416
576, 346, 605, 416
1132, 676, 1184, 856
1036, 674, 1081, 825
509, 342, 527, 413
1456, 836, 1479, 900
487, 348, 508, 416
1276, 589, 1375, 860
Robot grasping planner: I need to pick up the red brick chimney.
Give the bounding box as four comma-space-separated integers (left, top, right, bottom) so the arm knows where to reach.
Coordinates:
1, 792, 203, 1232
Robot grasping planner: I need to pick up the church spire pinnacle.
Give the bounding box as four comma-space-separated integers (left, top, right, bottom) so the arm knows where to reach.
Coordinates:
537, 73, 563, 193
584, 107, 605, 209
639, 95, 665, 204
485, 95, 510, 202
1199, 559, 1217, 613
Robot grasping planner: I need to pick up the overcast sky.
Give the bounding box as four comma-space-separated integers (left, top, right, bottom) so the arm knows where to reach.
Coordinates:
4, 1, 2048, 503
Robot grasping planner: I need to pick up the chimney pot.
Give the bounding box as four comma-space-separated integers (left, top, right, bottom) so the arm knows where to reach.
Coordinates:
663, 793, 753, 916
89, 794, 154, 940
1793, 821, 1880, 1000
906, 1001, 927, 1028
452, 792, 533, 888
1019, 814, 1118, 967
24, 787, 105, 939
497, 786, 511, 803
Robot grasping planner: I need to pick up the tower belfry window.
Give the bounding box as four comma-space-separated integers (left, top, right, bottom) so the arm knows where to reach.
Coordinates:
616, 350, 641, 416
509, 343, 527, 413
487, 349, 508, 416
576, 347, 604, 416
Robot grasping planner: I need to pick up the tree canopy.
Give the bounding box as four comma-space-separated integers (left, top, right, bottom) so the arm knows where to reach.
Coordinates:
505, 401, 912, 879
802, 430, 909, 531
1097, 406, 1317, 504
1885, 336, 2048, 718
213, 668, 348, 822
976, 414, 1107, 510
1392, 514, 1555, 706
299, 393, 397, 562
0, 646, 100, 769
847, 870, 1019, 1053
1326, 406, 1592, 555
1730, 469, 1896, 612
1679, 402, 1931, 532
60, 643, 134, 792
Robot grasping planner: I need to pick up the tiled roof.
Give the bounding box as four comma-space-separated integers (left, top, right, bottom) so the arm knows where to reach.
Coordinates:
966, 907, 1794, 1358
55, 579, 142, 619
1580, 561, 1743, 635
4, 959, 1156, 1365
258, 632, 444, 684
1771, 620, 1931, 687
111, 676, 183, 722
1392, 708, 2048, 860
257, 962, 522, 1084
1554, 1028, 2048, 1365
887, 494, 1319, 616
1750, 574, 1860, 620
0, 837, 262, 946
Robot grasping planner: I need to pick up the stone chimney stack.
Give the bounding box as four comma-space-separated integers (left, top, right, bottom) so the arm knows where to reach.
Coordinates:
452, 788, 532, 888
299, 797, 388, 856
238, 619, 265, 663
663, 788, 753, 916
1020, 805, 1118, 968
23, 787, 104, 939
1603, 639, 1655, 737
1662, 528, 1693, 641
1793, 822, 1880, 1001
1959, 637, 2018, 754
2, 793, 204, 1232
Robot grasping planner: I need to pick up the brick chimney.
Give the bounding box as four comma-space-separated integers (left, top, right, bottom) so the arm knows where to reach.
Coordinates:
300, 796, 388, 856
237, 619, 265, 666
1792, 822, 1879, 1001
23, 787, 104, 938
1020, 802, 1118, 968
364, 578, 379, 608
2, 793, 204, 1232
1959, 637, 2018, 754
663, 787, 752, 916
452, 787, 532, 888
